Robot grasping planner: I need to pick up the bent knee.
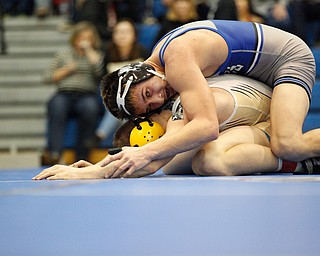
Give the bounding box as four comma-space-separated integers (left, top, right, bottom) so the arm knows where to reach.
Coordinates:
192, 149, 235, 176
270, 134, 303, 161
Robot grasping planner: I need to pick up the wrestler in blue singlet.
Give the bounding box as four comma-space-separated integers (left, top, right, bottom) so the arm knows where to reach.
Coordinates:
153, 20, 315, 101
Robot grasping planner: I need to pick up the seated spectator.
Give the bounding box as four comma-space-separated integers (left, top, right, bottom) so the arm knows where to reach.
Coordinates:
59, 0, 111, 43
52, 0, 70, 15
152, 0, 210, 22
148, 0, 170, 23
154, 0, 199, 44
85, 18, 149, 149
41, 22, 104, 165
1, 0, 34, 16
113, 0, 147, 24
196, 0, 211, 20
215, 0, 263, 22
34, 0, 51, 19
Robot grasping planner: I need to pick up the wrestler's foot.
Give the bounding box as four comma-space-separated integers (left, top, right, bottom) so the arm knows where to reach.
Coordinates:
295, 157, 320, 174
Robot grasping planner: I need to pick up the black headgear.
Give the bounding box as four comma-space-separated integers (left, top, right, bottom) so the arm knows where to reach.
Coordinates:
116, 62, 165, 117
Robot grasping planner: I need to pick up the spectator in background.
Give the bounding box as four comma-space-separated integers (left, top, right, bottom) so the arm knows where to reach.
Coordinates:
59, 0, 111, 43
1, 0, 34, 16
34, 0, 51, 19
52, 0, 70, 15
153, 0, 210, 22
113, 0, 146, 24
73, 0, 110, 42
154, 0, 199, 43
104, 18, 149, 81
148, 0, 170, 23
86, 18, 149, 149
290, 0, 320, 47
214, 0, 263, 22
250, 0, 291, 31
41, 22, 104, 165
196, 0, 211, 20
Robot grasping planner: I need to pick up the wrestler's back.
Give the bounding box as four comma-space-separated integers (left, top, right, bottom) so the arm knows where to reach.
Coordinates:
151, 20, 315, 94
149, 23, 228, 78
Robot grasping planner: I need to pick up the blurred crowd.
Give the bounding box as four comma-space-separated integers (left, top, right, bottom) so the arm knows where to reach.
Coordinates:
1, 0, 319, 46
0, 0, 319, 164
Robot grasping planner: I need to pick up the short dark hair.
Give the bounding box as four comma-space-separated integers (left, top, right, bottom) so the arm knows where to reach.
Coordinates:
113, 120, 135, 147
101, 61, 164, 120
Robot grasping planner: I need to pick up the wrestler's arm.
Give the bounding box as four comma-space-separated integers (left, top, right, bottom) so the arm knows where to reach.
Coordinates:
101, 32, 229, 178
117, 117, 185, 178
32, 110, 173, 180
110, 41, 219, 177
106, 111, 177, 178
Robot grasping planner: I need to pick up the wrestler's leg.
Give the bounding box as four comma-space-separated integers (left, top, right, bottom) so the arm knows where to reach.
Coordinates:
270, 84, 320, 161
163, 149, 196, 175
191, 125, 279, 176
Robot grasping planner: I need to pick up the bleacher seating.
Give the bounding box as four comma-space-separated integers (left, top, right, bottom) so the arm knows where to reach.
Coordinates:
0, 16, 68, 168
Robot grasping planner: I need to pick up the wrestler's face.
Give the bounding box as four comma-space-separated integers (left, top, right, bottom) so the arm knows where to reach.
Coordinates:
132, 76, 176, 116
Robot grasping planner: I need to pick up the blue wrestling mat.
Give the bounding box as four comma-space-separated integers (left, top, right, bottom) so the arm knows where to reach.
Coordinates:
1, 168, 320, 256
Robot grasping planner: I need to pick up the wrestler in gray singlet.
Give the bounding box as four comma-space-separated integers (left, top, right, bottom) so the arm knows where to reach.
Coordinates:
172, 75, 272, 132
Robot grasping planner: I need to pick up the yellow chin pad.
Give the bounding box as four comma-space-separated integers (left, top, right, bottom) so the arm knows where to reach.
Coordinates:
130, 121, 165, 147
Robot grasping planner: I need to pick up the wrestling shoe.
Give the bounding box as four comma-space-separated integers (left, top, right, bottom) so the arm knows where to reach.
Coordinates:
295, 157, 320, 174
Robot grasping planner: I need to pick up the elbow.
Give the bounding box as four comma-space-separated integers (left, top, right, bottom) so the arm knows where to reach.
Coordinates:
207, 126, 219, 141
202, 121, 219, 142
199, 113, 220, 142
191, 116, 219, 144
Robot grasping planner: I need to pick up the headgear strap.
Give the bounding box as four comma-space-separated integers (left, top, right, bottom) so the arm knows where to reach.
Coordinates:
116, 75, 134, 116
116, 62, 165, 118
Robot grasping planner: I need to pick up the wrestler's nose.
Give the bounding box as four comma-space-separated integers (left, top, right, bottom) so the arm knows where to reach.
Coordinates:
149, 95, 164, 110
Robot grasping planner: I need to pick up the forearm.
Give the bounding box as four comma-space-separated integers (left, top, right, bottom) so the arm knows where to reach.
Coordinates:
142, 118, 218, 163
136, 157, 173, 176
43, 63, 77, 84
119, 156, 173, 178
53, 66, 76, 82
43, 50, 79, 84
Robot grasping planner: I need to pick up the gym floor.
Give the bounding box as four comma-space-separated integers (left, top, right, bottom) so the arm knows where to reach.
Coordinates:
1, 168, 320, 256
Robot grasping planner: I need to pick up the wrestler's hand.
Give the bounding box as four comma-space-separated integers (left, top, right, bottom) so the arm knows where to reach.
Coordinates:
32, 164, 105, 180
100, 147, 153, 178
